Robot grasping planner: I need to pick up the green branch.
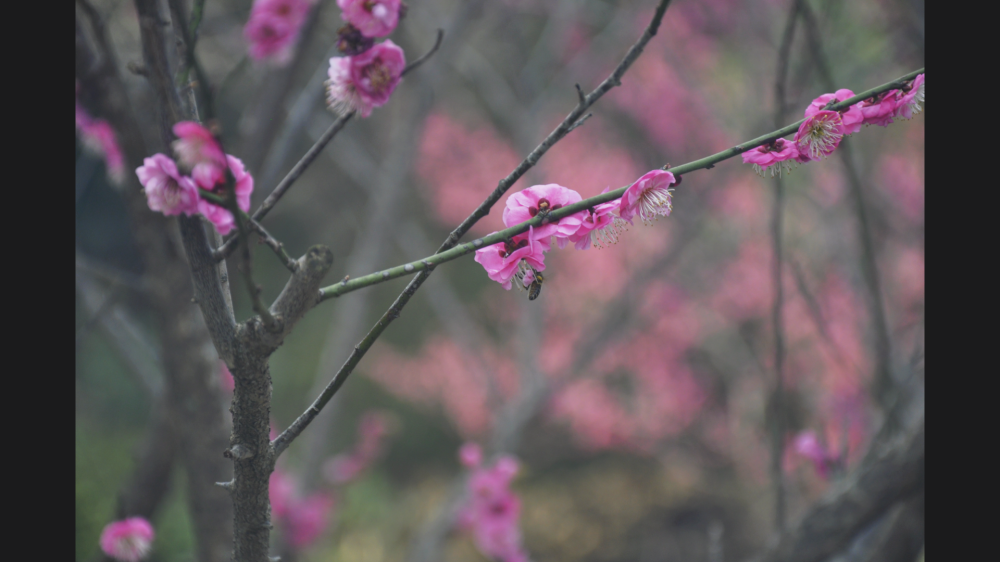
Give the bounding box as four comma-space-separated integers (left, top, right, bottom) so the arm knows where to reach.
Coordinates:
318, 67, 923, 301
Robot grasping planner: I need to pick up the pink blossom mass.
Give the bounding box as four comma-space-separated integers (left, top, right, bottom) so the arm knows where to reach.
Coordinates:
858, 91, 899, 127
473, 228, 549, 290
805, 89, 864, 135
244, 0, 313, 65
136, 154, 200, 216
741, 138, 800, 177
99, 517, 155, 562
893, 74, 925, 120
326, 40, 406, 117
619, 169, 676, 226
566, 190, 620, 250
458, 453, 529, 562
338, 0, 401, 38
502, 183, 585, 243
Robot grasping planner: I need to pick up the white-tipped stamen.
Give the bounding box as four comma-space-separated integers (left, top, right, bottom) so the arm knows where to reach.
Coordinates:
637, 186, 673, 226
592, 216, 630, 249
801, 114, 843, 160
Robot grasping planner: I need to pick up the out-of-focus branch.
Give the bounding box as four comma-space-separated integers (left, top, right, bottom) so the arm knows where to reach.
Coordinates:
768, 0, 802, 534
749, 419, 924, 562
315, 67, 924, 301
799, 1, 898, 420
275, 0, 678, 457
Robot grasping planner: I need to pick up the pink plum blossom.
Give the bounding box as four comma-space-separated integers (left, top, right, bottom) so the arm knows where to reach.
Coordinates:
742, 138, 800, 177
136, 154, 200, 216
893, 74, 925, 120
99, 517, 155, 562
244, 0, 312, 65
326, 40, 406, 117
473, 228, 549, 290
859, 91, 899, 127
805, 89, 864, 135
502, 183, 585, 243
338, 0, 401, 38
794, 110, 843, 161
198, 198, 236, 236
619, 169, 676, 226
459, 442, 483, 468
172, 121, 226, 186
566, 196, 620, 250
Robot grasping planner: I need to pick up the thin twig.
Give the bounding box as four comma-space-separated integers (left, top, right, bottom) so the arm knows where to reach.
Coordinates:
272, 0, 678, 458
316, 67, 925, 301
769, 0, 801, 535
402, 29, 445, 77
246, 218, 298, 272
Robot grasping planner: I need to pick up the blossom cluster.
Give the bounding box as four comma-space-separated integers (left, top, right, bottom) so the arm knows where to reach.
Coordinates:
326, 0, 407, 117
244, 0, 315, 65
99, 517, 155, 562
474, 170, 678, 291
743, 74, 925, 176
76, 86, 126, 185
270, 411, 395, 551
135, 121, 254, 236
456, 443, 530, 562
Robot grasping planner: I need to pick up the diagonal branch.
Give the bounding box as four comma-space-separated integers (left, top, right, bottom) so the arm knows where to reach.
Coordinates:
273, 0, 678, 458
317, 67, 925, 301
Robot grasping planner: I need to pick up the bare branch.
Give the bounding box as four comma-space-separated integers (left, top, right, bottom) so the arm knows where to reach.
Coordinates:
402, 29, 445, 77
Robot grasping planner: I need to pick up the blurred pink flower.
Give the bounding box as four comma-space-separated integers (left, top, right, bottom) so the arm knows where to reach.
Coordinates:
219, 362, 235, 393
458, 454, 529, 562
859, 91, 899, 127
135, 154, 200, 216
198, 198, 236, 236
459, 442, 483, 468
502, 183, 585, 243
794, 110, 843, 161
323, 410, 394, 484
171, 121, 226, 186
474, 228, 549, 290
894, 74, 925, 120
338, 0, 401, 38
792, 430, 841, 480
270, 468, 337, 550
100, 517, 155, 562
619, 170, 675, 226
326, 40, 405, 117
244, 0, 312, 65
76, 98, 126, 185
741, 138, 800, 177
804, 89, 864, 135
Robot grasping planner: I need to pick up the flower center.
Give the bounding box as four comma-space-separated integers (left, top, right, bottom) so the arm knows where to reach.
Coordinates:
364, 61, 392, 93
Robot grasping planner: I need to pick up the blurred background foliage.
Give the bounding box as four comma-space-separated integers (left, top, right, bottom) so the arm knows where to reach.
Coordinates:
76, 0, 924, 560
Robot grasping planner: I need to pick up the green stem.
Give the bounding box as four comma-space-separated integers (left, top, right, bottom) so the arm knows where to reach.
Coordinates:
318, 67, 924, 301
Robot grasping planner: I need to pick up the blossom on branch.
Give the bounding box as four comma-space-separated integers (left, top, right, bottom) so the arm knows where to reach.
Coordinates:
794, 110, 843, 161
805, 89, 864, 135
858, 91, 899, 127
741, 138, 801, 177
893, 74, 925, 120
136, 154, 200, 216
326, 40, 406, 117
172, 121, 226, 188
502, 183, 585, 243
338, 0, 402, 38
244, 0, 313, 65
619, 169, 676, 226
99, 517, 155, 562
567, 192, 621, 250
473, 228, 549, 290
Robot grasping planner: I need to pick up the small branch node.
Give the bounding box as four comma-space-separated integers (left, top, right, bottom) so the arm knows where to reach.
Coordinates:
214, 480, 234, 491
223, 444, 254, 460
575, 83, 586, 105
127, 61, 149, 76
